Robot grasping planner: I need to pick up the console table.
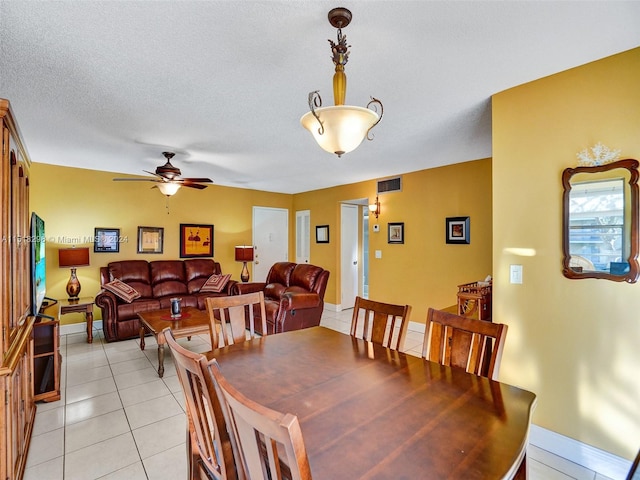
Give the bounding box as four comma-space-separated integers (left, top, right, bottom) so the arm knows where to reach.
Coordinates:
59, 297, 95, 343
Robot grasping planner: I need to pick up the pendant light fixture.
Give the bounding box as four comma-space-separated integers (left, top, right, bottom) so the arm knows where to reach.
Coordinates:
300, 7, 383, 158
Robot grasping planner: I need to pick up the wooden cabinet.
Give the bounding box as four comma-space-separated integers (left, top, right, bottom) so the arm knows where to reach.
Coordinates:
1, 99, 36, 480
33, 303, 61, 402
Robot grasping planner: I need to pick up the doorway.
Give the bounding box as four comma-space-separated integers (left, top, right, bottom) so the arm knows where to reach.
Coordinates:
252, 206, 288, 282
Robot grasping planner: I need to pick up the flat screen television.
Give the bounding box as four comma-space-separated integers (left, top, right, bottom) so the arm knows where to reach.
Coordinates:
30, 212, 47, 315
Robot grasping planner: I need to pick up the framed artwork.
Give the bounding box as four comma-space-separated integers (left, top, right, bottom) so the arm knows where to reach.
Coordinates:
137, 226, 164, 254
388, 222, 404, 244
316, 225, 329, 243
446, 216, 470, 244
94, 228, 120, 253
180, 223, 214, 258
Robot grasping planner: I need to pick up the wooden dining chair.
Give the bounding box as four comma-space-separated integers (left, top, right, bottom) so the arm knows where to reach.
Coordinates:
164, 328, 239, 480
422, 308, 508, 380
205, 292, 267, 348
350, 296, 412, 350
209, 359, 312, 480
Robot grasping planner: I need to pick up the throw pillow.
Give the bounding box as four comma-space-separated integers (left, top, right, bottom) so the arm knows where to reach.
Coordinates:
103, 279, 141, 303
200, 273, 231, 293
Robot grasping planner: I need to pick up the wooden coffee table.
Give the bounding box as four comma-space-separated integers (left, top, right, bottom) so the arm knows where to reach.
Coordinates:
138, 306, 210, 377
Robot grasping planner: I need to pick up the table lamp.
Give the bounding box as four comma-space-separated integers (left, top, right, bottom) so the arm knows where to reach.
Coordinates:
58, 247, 90, 301
235, 245, 254, 282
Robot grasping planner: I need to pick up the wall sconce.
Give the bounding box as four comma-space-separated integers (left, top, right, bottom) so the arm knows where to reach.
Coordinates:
369, 196, 380, 219
235, 245, 254, 282
58, 247, 90, 301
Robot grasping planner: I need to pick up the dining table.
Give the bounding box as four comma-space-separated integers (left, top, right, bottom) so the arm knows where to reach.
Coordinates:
205, 326, 536, 479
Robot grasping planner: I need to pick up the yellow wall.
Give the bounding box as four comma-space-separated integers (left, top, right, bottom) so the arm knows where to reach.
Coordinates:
29, 164, 291, 324
492, 47, 640, 459
293, 158, 493, 322
31, 158, 492, 327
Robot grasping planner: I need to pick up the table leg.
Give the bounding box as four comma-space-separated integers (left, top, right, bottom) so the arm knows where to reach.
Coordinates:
86, 309, 94, 344
157, 343, 165, 378
139, 325, 146, 351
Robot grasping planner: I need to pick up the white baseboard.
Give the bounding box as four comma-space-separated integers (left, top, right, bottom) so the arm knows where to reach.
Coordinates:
324, 302, 339, 312
60, 320, 103, 337
530, 425, 631, 480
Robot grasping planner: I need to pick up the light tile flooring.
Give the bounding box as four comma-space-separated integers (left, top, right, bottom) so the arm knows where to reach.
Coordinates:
24, 309, 613, 480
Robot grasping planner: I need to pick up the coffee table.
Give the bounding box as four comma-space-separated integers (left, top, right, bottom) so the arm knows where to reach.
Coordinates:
138, 306, 211, 377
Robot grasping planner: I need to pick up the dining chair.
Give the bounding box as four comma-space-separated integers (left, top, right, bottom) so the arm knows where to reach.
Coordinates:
209, 359, 312, 480
205, 292, 267, 348
350, 296, 412, 350
422, 308, 508, 380
627, 448, 640, 480
164, 328, 240, 480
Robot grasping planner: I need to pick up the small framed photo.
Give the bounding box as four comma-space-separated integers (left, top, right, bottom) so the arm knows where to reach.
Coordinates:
316, 225, 329, 243
180, 223, 214, 258
137, 226, 164, 254
388, 222, 404, 244
446, 217, 470, 244
94, 228, 120, 253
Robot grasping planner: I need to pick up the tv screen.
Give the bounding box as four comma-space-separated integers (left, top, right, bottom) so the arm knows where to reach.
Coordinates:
30, 212, 46, 315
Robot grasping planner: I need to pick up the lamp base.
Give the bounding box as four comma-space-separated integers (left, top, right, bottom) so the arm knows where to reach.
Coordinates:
240, 262, 250, 283
66, 267, 82, 301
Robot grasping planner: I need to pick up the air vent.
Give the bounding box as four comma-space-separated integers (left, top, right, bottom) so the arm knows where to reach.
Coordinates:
377, 176, 402, 194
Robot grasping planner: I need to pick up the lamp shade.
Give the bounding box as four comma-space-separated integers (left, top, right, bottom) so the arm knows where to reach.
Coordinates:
157, 182, 181, 196
235, 246, 254, 262
58, 247, 90, 268
300, 105, 379, 156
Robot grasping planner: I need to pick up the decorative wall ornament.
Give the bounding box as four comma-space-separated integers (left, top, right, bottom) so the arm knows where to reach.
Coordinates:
576, 142, 621, 166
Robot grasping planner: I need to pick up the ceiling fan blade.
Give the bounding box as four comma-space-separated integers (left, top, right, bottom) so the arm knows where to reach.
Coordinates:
180, 177, 213, 183
181, 183, 208, 190
113, 177, 160, 182
143, 170, 166, 179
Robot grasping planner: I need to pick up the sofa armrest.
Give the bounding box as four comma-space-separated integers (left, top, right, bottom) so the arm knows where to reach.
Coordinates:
95, 290, 119, 342
224, 279, 239, 295
280, 292, 320, 311
233, 282, 266, 295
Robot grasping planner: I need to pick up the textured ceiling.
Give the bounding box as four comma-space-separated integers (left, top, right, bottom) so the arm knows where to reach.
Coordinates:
1, 1, 639, 194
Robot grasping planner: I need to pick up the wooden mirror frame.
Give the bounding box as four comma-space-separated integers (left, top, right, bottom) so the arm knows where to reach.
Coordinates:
562, 158, 639, 283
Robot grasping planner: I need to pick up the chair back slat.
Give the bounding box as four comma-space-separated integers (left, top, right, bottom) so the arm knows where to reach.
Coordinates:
206, 292, 267, 348
422, 308, 508, 380
163, 328, 238, 480
209, 360, 312, 480
350, 296, 411, 350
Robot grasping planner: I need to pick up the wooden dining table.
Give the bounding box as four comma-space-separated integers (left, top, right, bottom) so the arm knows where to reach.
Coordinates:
205, 326, 536, 479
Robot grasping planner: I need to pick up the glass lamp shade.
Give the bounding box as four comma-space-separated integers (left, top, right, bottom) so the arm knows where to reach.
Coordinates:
300, 105, 379, 157
157, 182, 181, 196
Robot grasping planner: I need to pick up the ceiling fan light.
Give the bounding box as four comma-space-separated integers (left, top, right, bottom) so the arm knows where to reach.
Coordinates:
157, 182, 181, 196
301, 105, 379, 157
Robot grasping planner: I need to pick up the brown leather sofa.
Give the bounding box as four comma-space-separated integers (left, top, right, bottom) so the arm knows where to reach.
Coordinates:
95, 259, 236, 342
233, 262, 330, 335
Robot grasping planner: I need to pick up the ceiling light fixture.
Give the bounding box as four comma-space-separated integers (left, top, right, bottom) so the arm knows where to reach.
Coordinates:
156, 182, 181, 196
300, 7, 383, 158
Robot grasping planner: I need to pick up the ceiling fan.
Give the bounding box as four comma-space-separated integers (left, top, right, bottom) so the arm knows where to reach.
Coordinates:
113, 152, 213, 196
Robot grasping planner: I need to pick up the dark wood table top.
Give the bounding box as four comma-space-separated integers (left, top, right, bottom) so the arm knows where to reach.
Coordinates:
206, 326, 536, 480
138, 306, 209, 337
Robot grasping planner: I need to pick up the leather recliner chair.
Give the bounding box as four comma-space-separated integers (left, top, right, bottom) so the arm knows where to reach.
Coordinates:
233, 262, 330, 335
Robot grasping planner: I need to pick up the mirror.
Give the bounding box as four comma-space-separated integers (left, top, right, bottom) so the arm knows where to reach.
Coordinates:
562, 159, 639, 282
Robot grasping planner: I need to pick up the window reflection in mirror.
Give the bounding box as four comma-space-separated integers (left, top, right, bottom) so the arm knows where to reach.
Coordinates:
562, 159, 639, 283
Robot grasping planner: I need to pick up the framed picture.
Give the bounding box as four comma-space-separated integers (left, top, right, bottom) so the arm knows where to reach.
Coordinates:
446, 216, 470, 244
137, 226, 164, 254
388, 222, 404, 244
94, 228, 120, 253
316, 225, 330, 243
180, 223, 214, 258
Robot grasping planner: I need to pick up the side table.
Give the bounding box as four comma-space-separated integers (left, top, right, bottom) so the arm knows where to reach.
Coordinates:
59, 296, 95, 343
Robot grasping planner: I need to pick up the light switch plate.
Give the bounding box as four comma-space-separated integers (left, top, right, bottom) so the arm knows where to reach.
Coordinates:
510, 264, 523, 284
373, 224, 380, 232
375, 250, 382, 259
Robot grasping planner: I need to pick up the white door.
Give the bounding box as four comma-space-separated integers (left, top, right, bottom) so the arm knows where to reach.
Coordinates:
340, 203, 358, 310
295, 210, 310, 264
253, 206, 289, 282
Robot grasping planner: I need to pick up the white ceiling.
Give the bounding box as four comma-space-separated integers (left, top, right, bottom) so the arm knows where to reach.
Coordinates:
1, 1, 639, 194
